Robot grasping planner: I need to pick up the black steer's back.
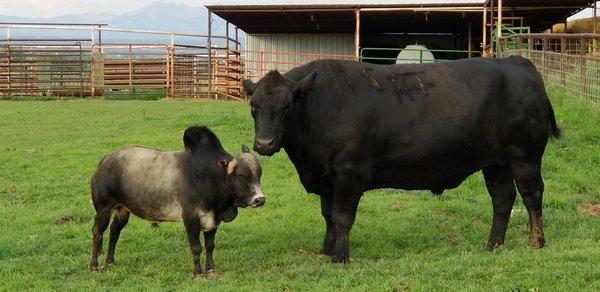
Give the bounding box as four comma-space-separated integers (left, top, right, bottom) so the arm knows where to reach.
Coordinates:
244, 56, 560, 263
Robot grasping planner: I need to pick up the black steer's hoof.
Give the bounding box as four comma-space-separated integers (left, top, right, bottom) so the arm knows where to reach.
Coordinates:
90, 266, 100, 273
330, 255, 350, 264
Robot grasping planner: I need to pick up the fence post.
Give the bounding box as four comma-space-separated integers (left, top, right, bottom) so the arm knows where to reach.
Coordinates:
580, 36, 588, 97
259, 51, 265, 77
128, 44, 133, 91
91, 44, 96, 97
542, 36, 548, 81
166, 46, 171, 98
516, 36, 523, 56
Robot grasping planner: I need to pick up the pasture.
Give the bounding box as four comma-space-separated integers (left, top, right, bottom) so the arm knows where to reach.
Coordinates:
0, 90, 598, 290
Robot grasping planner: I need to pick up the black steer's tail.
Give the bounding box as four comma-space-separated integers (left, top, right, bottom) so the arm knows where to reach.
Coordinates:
547, 99, 562, 139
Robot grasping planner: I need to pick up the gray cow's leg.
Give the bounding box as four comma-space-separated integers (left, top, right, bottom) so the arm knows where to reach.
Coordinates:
511, 158, 546, 248
319, 194, 335, 256
483, 165, 517, 250
330, 175, 362, 264
203, 229, 219, 279
90, 206, 112, 272
105, 207, 130, 266
183, 215, 203, 278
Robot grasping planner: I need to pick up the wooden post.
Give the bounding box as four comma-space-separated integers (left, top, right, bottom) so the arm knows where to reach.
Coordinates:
580, 36, 588, 96
355, 9, 361, 61
497, 0, 502, 57
482, 7, 487, 56
207, 9, 213, 98
594, 1, 597, 53
560, 37, 566, 86
490, 0, 495, 56
468, 21, 472, 58
542, 36, 548, 81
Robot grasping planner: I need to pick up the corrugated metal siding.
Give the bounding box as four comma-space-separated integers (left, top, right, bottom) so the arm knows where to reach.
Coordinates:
245, 34, 354, 73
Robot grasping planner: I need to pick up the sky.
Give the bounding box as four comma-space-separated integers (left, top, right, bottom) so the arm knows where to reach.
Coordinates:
0, 0, 204, 18
0, 0, 596, 20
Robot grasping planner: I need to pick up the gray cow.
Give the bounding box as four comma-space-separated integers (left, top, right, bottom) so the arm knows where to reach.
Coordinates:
89, 126, 265, 279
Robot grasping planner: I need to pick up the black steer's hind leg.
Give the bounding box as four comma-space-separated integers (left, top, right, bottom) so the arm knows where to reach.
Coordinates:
105, 207, 130, 267
319, 194, 335, 256
183, 215, 203, 278
90, 206, 112, 272
511, 158, 546, 248
483, 165, 517, 250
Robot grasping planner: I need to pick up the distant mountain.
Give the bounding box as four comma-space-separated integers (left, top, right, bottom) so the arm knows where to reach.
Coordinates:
0, 2, 233, 44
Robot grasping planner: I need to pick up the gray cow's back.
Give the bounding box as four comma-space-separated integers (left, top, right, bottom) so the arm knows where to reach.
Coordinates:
99, 146, 187, 221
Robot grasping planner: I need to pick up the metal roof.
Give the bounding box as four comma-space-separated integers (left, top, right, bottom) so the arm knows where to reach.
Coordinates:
207, 1, 595, 34
206, 0, 486, 6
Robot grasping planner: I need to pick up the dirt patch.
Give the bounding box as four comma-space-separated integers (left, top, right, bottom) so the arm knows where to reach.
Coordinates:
55, 215, 75, 225
54, 215, 91, 225
579, 203, 600, 217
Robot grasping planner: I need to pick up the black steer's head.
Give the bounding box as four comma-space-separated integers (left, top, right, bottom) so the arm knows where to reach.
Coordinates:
242, 70, 316, 156
220, 145, 265, 208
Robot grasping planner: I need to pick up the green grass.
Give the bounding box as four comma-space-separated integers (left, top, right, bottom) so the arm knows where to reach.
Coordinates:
0, 90, 599, 291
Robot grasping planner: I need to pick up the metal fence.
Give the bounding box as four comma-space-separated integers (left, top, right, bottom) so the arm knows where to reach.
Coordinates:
499, 33, 600, 104
0, 40, 92, 97
0, 24, 232, 99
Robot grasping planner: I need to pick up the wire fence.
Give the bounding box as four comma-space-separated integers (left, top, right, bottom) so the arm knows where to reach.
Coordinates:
499, 33, 600, 104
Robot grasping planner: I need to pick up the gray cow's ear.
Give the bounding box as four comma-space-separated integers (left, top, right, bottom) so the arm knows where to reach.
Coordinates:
295, 70, 317, 96
241, 144, 250, 153
217, 159, 228, 169
242, 79, 256, 95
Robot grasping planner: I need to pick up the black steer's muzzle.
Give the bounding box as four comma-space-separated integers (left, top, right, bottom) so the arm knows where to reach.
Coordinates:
253, 138, 277, 156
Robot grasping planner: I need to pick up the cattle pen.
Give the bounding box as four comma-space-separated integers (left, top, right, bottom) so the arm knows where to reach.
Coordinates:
1, 1, 600, 104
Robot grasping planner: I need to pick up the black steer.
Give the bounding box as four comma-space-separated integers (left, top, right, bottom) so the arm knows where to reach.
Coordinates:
89, 126, 265, 278
243, 57, 561, 263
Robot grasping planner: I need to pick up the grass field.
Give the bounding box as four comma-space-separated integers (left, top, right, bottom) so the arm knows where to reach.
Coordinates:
0, 90, 599, 291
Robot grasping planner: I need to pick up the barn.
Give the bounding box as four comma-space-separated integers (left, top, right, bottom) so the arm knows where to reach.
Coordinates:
205, 0, 595, 97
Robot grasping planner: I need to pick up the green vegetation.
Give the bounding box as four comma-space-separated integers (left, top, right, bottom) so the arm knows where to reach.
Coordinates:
0, 90, 598, 290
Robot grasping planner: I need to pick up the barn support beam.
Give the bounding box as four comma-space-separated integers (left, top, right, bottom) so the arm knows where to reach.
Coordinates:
497, 0, 503, 57
482, 7, 487, 56
355, 9, 360, 60
490, 0, 495, 56
468, 21, 473, 58
208, 9, 213, 98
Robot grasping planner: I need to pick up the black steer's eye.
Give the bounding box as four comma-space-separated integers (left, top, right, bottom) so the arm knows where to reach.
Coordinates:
282, 106, 291, 114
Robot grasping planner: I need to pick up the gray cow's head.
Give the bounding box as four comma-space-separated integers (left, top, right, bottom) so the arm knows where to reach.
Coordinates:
221, 144, 265, 208
242, 70, 316, 156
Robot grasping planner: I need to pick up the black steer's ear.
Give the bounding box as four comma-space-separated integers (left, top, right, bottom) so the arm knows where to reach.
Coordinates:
241, 144, 250, 153
242, 79, 256, 95
295, 70, 317, 96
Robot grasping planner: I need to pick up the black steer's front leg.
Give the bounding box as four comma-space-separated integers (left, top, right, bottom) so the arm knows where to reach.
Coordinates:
203, 228, 219, 279
330, 175, 362, 264
319, 194, 335, 256
183, 215, 203, 279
